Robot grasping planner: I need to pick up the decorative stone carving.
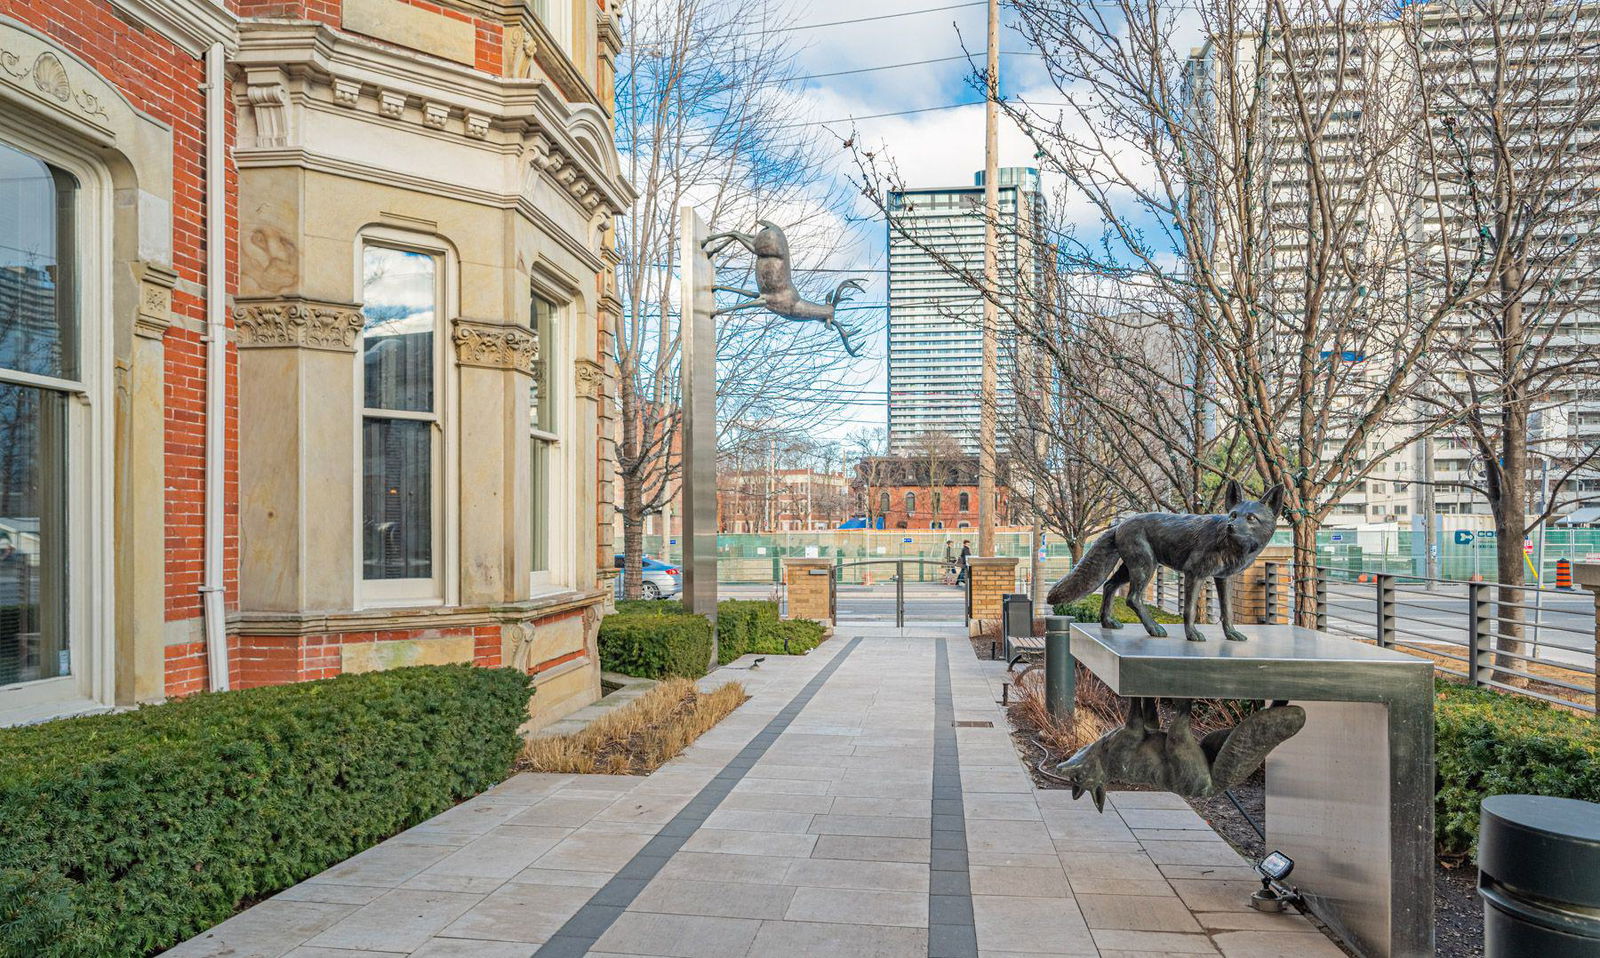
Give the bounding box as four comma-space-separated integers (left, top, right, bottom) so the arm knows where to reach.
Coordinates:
422, 101, 449, 130
509, 26, 537, 79
0, 45, 111, 123
574, 359, 604, 399
31, 51, 69, 101
464, 112, 489, 139
245, 75, 289, 147
234, 298, 366, 351
452, 319, 538, 373
135, 266, 176, 340
332, 79, 360, 107
378, 90, 406, 119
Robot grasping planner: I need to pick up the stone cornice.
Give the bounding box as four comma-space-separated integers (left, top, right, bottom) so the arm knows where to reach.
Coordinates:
228, 588, 607, 636
234, 296, 366, 351
110, 0, 237, 56
452, 318, 538, 373
233, 22, 634, 217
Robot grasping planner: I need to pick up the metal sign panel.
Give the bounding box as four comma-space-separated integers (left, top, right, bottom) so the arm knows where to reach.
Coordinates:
679, 207, 718, 651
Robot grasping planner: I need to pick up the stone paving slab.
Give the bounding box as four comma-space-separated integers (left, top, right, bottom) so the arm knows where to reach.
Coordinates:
165, 627, 1348, 958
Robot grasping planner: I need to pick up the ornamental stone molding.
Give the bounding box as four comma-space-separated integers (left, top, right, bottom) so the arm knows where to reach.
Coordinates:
574, 358, 604, 399
234, 297, 366, 351
134, 262, 177, 340
452, 319, 538, 374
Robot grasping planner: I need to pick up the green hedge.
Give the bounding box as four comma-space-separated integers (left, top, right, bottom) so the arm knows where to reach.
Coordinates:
0, 665, 530, 957
1435, 680, 1600, 857
715, 601, 825, 663
1054, 595, 1182, 624
598, 612, 714, 679
613, 599, 686, 616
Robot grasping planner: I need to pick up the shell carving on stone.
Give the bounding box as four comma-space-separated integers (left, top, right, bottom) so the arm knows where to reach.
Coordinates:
31, 52, 70, 102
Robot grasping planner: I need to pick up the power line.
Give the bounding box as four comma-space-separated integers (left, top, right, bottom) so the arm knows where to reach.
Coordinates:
777, 97, 1072, 130
744, 2, 985, 36
783, 50, 1043, 85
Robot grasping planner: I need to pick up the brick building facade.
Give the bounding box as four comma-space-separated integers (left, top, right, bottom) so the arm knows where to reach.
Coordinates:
853, 455, 1013, 532
0, 0, 628, 727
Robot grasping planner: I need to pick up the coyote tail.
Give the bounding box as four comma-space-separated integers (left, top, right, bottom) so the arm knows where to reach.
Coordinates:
1046, 533, 1121, 606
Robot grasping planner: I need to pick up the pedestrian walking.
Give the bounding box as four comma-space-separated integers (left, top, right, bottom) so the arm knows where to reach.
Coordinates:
955, 539, 973, 586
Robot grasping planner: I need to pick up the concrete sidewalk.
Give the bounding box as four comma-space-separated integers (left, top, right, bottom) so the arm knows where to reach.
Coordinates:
164, 625, 1345, 958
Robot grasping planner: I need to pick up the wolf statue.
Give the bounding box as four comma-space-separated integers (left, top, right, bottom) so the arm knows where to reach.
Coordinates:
1046, 480, 1286, 642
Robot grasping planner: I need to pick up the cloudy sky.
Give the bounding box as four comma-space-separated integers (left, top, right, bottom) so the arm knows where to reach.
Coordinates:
765, 0, 1063, 443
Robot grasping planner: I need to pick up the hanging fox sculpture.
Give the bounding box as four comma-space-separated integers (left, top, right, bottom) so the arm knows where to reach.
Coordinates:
1046, 481, 1286, 643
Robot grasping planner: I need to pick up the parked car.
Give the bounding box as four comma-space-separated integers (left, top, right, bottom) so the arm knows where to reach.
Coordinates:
612, 554, 683, 600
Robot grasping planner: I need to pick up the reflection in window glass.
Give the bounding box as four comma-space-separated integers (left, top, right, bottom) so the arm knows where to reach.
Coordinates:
0, 144, 78, 381
362, 418, 432, 580
362, 247, 434, 413
0, 141, 74, 689
361, 245, 437, 582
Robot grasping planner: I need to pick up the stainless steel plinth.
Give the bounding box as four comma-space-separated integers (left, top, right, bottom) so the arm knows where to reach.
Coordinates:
1061, 622, 1434, 958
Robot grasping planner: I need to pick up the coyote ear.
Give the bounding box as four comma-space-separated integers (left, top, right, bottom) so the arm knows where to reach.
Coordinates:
1261, 483, 1286, 517
1223, 479, 1244, 512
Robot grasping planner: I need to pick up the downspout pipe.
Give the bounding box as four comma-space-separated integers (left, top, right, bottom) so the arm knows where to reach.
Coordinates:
201, 42, 230, 691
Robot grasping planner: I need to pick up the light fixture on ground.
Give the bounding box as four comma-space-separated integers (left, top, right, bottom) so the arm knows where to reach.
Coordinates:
1252, 850, 1297, 913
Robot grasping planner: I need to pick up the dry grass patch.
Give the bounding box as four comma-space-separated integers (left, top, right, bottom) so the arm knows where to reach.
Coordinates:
519, 678, 748, 775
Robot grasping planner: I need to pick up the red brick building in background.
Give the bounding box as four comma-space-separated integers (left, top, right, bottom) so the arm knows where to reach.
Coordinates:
0, 0, 629, 727
852, 455, 1014, 531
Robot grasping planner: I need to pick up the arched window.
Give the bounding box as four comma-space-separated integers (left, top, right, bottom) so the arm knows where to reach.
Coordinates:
959, 491, 971, 512
878, 492, 889, 515
932, 491, 942, 513
905, 491, 916, 514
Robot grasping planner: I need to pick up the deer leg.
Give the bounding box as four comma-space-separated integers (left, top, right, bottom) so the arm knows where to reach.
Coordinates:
701, 231, 755, 256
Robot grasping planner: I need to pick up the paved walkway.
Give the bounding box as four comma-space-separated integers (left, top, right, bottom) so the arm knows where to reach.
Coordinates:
165, 625, 1346, 958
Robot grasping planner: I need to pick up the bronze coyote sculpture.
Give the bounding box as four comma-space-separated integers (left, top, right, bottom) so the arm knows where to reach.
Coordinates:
1046, 480, 1286, 642
1055, 698, 1307, 812
701, 220, 866, 356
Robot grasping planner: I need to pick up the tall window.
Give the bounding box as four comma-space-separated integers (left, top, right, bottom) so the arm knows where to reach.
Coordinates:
530, 295, 556, 580
877, 492, 889, 515
905, 491, 916, 515
361, 246, 440, 591
959, 491, 970, 512
0, 142, 76, 694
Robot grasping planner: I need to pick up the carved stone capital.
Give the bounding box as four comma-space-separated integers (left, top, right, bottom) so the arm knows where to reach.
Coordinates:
574, 358, 604, 400
234, 297, 366, 351
134, 262, 177, 340
452, 319, 538, 374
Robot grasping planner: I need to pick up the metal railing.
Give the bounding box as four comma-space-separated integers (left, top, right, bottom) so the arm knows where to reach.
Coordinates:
1315, 567, 1597, 714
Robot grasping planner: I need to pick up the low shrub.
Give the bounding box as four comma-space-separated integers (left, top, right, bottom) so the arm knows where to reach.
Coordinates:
0, 665, 530, 958
1434, 680, 1600, 857
520, 678, 748, 775
1054, 594, 1182, 624
613, 598, 686, 616
598, 612, 713, 679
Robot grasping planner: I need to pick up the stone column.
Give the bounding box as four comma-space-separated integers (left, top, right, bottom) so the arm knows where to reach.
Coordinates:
783, 558, 834, 626
235, 297, 365, 612
967, 556, 1020, 636
1237, 545, 1293, 625
453, 318, 536, 604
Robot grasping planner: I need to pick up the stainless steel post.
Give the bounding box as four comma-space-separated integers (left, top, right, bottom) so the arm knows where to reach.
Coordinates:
1377, 573, 1396, 649
678, 207, 719, 666
1044, 616, 1074, 721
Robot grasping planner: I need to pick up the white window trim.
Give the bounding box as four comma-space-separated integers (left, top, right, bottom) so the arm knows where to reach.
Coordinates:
530, 290, 574, 597
0, 124, 113, 724
354, 229, 460, 610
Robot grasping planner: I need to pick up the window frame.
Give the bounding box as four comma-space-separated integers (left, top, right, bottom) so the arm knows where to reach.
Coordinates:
354, 229, 458, 609
0, 126, 113, 722
529, 283, 573, 596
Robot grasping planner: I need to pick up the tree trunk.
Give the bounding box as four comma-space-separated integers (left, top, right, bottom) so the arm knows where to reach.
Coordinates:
622, 473, 645, 600
1493, 401, 1529, 685
1292, 519, 1319, 629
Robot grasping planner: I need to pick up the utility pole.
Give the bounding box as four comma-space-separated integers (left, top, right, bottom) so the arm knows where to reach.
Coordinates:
977, 0, 1000, 558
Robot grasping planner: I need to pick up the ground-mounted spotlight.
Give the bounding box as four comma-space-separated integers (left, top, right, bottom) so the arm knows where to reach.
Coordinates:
1251, 851, 1296, 913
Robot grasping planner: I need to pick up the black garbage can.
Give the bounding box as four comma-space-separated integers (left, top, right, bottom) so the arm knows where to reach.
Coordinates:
1480, 794, 1600, 957
1002, 593, 1033, 639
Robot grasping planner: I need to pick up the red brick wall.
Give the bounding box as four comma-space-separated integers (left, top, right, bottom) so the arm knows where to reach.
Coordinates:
225, 626, 505, 690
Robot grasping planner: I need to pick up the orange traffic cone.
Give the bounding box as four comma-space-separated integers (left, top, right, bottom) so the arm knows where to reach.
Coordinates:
1556, 559, 1573, 589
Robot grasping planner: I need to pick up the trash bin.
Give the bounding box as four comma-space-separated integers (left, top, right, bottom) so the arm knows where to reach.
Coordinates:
1002, 593, 1033, 639
1480, 794, 1600, 957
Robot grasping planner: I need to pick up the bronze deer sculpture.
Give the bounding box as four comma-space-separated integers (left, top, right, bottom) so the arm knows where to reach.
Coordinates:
701, 220, 866, 357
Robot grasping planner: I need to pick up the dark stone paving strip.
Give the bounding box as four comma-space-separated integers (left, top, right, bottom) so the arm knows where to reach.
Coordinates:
929, 637, 977, 958
531, 636, 865, 958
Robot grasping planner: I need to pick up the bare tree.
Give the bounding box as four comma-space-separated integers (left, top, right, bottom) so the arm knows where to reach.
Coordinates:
846, 427, 891, 528
905, 429, 964, 527
1401, 0, 1600, 671
613, 0, 869, 596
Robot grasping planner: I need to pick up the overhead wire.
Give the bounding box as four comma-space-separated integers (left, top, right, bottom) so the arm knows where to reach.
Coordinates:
741, 1, 986, 36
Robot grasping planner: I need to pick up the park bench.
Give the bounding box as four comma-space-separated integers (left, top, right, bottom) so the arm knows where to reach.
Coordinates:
1003, 633, 1045, 671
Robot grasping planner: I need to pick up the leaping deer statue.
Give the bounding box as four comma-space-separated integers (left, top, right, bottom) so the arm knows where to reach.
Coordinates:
701, 220, 867, 357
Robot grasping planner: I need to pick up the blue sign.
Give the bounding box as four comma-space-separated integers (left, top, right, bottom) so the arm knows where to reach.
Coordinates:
1330, 533, 1344, 542
1454, 530, 1474, 545
903, 537, 913, 543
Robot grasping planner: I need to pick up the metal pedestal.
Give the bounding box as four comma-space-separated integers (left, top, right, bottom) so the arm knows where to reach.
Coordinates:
1059, 621, 1435, 958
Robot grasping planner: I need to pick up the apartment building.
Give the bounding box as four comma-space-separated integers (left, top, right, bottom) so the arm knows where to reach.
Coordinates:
885, 167, 1043, 455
